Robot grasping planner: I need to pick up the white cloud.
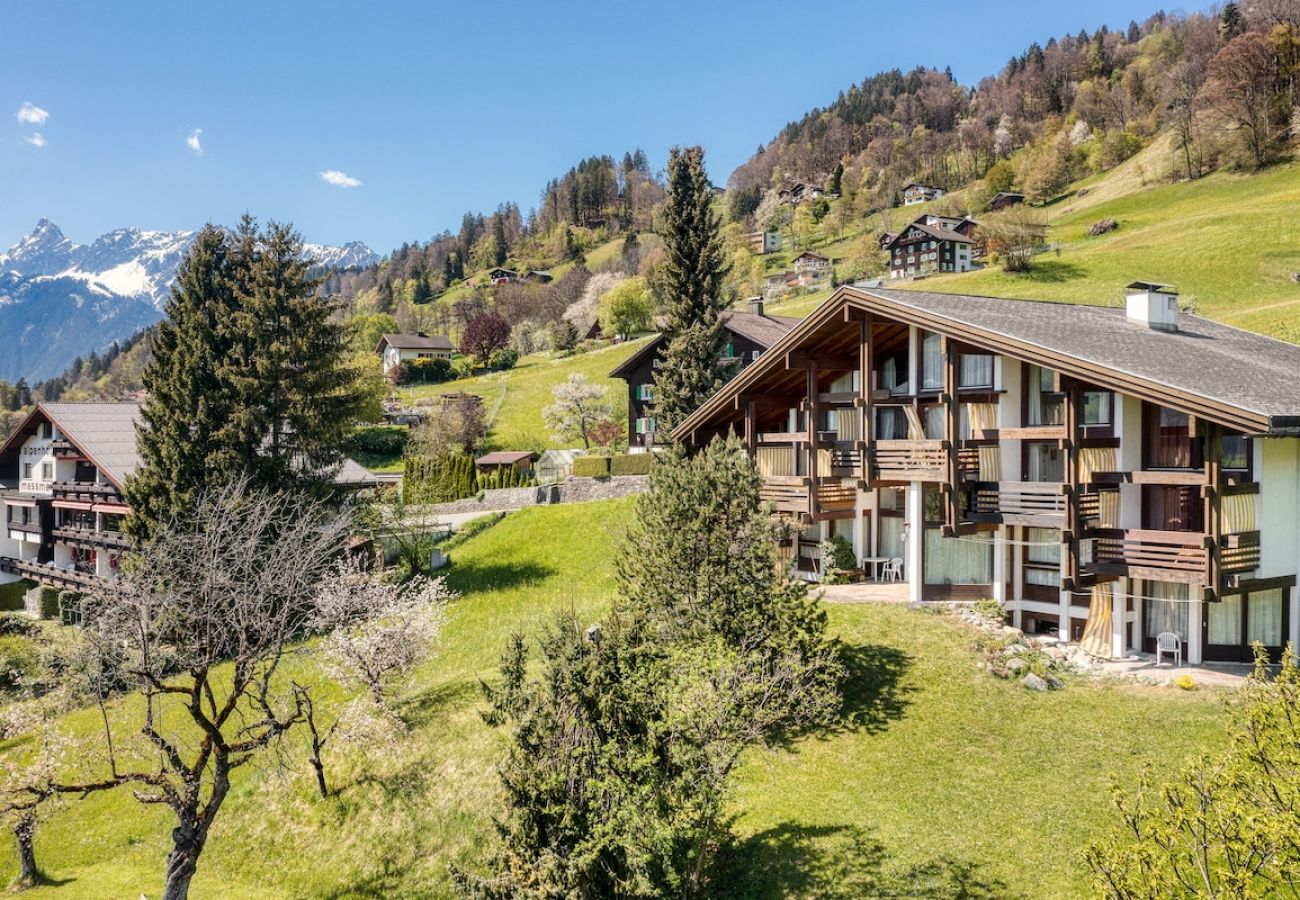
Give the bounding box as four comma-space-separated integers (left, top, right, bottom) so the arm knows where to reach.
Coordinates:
23, 133, 46, 149
319, 169, 361, 188
186, 128, 203, 155
16, 102, 49, 126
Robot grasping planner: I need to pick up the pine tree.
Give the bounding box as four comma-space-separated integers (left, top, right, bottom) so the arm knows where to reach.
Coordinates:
1220, 2, 1245, 42
125, 226, 238, 543
652, 146, 730, 434
492, 215, 508, 267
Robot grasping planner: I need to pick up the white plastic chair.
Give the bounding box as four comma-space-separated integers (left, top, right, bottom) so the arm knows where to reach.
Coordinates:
1155, 632, 1182, 668
884, 557, 904, 582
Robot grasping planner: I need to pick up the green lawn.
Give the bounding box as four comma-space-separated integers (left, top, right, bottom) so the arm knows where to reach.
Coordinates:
401, 337, 651, 451
7, 498, 1228, 898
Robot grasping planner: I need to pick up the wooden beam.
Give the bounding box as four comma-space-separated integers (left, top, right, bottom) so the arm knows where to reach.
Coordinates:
786, 351, 857, 371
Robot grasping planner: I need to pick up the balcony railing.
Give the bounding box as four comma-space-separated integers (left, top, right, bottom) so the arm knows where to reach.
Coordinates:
52, 527, 129, 551
51, 481, 121, 503
5, 521, 43, 539
1220, 531, 1261, 575
873, 440, 947, 482
50, 439, 82, 460
759, 477, 811, 515
815, 481, 857, 515
0, 556, 101, 590
1086, 529, 1209, 583
969, 481, 1068, 527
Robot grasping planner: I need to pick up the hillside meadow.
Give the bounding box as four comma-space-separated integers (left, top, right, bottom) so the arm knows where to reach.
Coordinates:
2, 499, 1228, 898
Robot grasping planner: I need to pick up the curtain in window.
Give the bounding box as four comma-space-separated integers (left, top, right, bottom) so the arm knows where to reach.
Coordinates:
904, 406, 926, 440
1247, 589, 1283, 646
1144, 582, 1190, 641
1026, 528, 1061, 564
965, 403, 998, 437
1027, 366, 1043, 425
1077, 446, 1117, 484
816, 448, 832, 474
1208, 594, 1243, 646
978, 447, 1001, 481
835, 409, 860, 441
922, 405, 945, 440
1095, 491, 1121, 528
960, 354, 993, 388
884, 358, 908, 395
1222, 493, 1256, 534
877, 408, 902, 440
756, 448, 793, 477
924, 529, 991, 584
921, 334, 943, 390
879, 516, 905, 562
1025, 567, 1060, 587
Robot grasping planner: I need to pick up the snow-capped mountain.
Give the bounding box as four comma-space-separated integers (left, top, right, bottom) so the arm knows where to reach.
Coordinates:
0, 220, 379, 382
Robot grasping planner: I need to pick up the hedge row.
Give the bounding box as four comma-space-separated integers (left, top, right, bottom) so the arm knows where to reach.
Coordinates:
571, 454, 654, 478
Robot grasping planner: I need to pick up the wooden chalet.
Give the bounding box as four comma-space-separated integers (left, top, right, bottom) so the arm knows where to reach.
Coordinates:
671, 283, 1300, 665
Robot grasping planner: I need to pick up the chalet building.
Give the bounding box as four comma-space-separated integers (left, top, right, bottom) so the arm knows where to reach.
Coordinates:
0, 403, 377, 595
377, 332, 454, 376
792, 250, 831, 276
671, 282, 1300, 666
487, 267, 518, 285
884, 220, 973, 280
747, 231, 782, 255
902, 183, 944, 206
523, 270, 554, 284
990, 191, 1026, 211
610, 299, 798, 451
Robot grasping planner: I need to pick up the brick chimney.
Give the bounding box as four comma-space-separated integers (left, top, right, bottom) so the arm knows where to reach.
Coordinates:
1125, 281, 1179, 332
746, 296, 765, 317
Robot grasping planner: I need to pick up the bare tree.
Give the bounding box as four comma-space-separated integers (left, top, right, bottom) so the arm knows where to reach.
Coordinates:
543, 374, 613, 450
22, 481, 351, 900
981, 206, 1049, 272
1200, 31, 1282, 168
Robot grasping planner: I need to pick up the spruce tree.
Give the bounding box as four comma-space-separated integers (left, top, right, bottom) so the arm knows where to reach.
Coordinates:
125, 226, 237, 543
214, 217, 367, 497
653, 146, 730, 433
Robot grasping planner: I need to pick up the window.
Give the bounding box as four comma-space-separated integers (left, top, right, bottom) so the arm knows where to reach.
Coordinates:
921, 333, 943, 391
1208, 594, 1243, 646
875, 407, 907, 440
1222, 434, 1250, 471
1144, 582, 1190, 642
1082, 391, 1112, 426
1027, 443, 1064, 482
636, 384, 653, 402
635, 417, 657, 434
924, 529, 992, 585
22, 463, 31, 480
1247, 589, 1284, 646
40, 423, 51, 439
959, 354, 994, 388
40, 462, 52, 481
1026, 365, 1064, 425
1144, 404, 1201, 469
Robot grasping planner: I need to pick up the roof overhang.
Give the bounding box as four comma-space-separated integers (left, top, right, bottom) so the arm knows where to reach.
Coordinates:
672, 287, 1284, 443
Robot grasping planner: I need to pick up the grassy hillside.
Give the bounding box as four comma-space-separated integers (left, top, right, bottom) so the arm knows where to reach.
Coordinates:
923, 158, 1300, 342
401, 337, 651, 452
6, 498, 1228, 898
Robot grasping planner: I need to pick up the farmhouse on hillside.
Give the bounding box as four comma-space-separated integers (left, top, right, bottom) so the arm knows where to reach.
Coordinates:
610, 298, 798, 451
883, 217, 975, 279
0, 403, 375, 597
990, 191, 1026, 211
486, 267, 518, 285
902, 182, 944, 205
376, 332, 454, 376
671, 282, 1300, 667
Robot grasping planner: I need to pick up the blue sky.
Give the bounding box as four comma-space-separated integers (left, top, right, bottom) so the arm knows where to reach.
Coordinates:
1, 0, 1172, 254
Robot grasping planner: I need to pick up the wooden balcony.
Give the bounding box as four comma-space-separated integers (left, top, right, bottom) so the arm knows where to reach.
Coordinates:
759, 477, 811, 515
815, 481, 857, 518
872, 440, 947, 482
969, 481, 1068, 528
5, 521, 43, 540
51, 481, 121, 503
759, 477, 857, 520
0, 556, 100, 591
52, 527, 129, 551
828, 445, 862, 478
1085, 529, 1209, 584
1220, 531, 1261, 576
50, 439, 83, 460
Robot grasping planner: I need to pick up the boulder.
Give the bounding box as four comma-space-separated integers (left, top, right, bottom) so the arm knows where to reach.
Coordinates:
1022, 673, 1049, 692
1046, 674, 1064, 691
1006, 657, 1028, 675
1088, 218, 1118, 236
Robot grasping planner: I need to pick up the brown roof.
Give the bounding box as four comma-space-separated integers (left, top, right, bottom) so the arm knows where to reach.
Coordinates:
475, 451, 538, 466
792, 250, 829, 262
884, 221, 972, 249
377, 333, 454, 352
671, 286, 1300, 440
608, 311, 799, 380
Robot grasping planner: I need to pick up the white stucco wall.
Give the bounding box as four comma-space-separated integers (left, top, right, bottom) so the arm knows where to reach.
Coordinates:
1257, 437, 1300, 581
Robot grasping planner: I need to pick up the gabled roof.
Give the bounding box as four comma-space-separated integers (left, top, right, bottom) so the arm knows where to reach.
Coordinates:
884, 221, 973, 249
376, 333, 454, 352
0, 402, 379, 492
902, 182, 940, 192
671, 287, 1300, 440
608, 311, 800, 380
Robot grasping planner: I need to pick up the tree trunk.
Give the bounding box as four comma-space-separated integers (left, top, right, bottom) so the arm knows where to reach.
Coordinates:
14, 814, 37, 888
162, 816, 202, 900
311, 753, 329, 799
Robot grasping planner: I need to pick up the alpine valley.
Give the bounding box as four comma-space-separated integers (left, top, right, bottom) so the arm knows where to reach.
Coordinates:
0, 219, 378, 382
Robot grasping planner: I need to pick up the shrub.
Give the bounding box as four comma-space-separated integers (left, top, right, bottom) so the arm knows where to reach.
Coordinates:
572, 456, 611, 478
973, 597, 1006, 622
399, 356, 452, 385
490, 348, 520, 371
37, 587, 59, 620
0, 613, 38, 637
609, 454, 653, 476
441, 511, 507, 551
404, 452, 478, 504
0, 635, 42, 692
818, 534, 858, 584
0, 579, 32, 612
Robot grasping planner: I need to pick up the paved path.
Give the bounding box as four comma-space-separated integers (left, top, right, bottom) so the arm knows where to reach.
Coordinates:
816, 582, 910, 604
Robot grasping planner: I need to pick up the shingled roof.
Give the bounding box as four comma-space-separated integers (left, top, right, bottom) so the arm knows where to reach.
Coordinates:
376, 333, 454, 352
672, 287, 1300, 439
0, 402, 377, 490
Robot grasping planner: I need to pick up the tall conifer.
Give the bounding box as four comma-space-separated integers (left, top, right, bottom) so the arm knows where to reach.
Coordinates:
125, 226, 236, 542
653, 146, 730, 434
